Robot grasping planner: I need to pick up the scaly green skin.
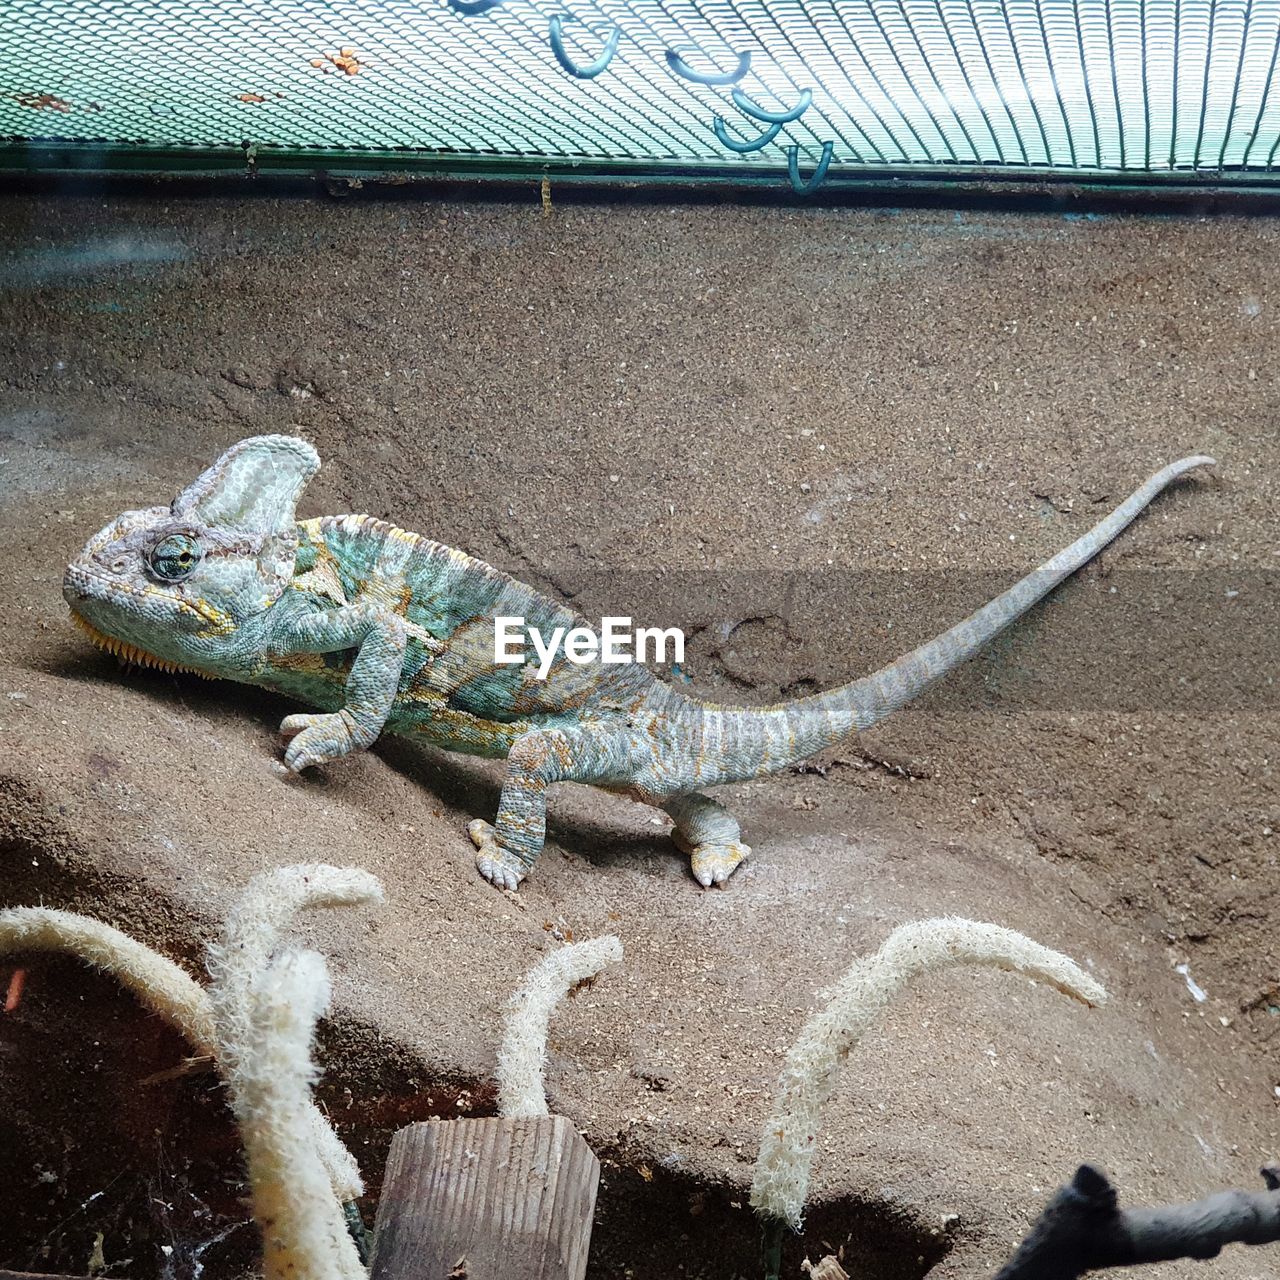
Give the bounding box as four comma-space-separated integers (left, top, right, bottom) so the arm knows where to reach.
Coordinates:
63, 436, 1215, 890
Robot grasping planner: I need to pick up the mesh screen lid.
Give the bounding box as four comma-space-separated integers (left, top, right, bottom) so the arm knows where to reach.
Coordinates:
4, 1, 1280, 188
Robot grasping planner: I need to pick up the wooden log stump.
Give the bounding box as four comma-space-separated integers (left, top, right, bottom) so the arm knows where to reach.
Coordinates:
370, 1115, 600, 1280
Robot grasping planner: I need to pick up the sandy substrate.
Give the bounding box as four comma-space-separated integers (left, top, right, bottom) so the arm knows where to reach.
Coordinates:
0, 189, 1277, 1280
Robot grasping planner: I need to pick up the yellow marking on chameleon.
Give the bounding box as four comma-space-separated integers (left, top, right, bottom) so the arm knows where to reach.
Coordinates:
401, 681, 451, 703
191, 598, 236, 637
271, 650, 344, 678
130, 582, 234, 636
386, 524, 419, 548
399, 698, 528, 750
359, 572, 410, 613
405, 621, 443, 652
293, 558, 348, 607
69, 611, 214, 678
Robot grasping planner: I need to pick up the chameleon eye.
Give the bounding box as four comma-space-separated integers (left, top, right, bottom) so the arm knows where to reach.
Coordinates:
148, 533, 203, 582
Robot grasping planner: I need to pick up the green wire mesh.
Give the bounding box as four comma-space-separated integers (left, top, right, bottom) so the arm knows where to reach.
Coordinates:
4, 0, 1280, 186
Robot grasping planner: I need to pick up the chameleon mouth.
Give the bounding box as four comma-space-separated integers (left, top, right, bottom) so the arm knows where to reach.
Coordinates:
69, 609, 211, 678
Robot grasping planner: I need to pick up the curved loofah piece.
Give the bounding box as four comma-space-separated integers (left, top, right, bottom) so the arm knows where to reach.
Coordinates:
229, 947, 366, 1280
497, 935, 624, 1119
0, 905, 217, 1047
206, 863, 384, 1201
206, 864, 384, 1280
750, 916, 1106, 1231
0, 901, 368, 1205
206, 863, 383, 1071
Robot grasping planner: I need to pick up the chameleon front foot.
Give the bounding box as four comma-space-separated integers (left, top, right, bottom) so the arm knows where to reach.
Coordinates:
671, 829, 751, 888
279, 710, 366, 771
468, 819, 529, 891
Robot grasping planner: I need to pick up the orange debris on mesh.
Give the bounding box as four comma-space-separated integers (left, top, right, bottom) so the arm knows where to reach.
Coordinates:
14, 91, 71, 111
310, 48, 363, 75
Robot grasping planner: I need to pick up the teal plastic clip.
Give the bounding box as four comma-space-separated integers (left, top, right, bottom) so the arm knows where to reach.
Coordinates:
713, 115, 782, 152
787, 140, 834, 194
448, 0, 505, 16
549, 14, 622, 79
732, 87, 812, 124
665, 48, 751, 86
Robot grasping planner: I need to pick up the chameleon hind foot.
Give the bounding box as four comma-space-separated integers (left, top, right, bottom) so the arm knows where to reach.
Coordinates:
468, 819, 529, 891
664, 791, 750, 887
671, 829, 751, 888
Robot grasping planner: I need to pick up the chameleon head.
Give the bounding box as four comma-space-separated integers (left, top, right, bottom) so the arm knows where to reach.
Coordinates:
63, 434, 320, 674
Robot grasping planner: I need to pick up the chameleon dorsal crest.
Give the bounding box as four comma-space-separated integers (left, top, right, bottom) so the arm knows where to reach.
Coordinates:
172, 434, 320, 538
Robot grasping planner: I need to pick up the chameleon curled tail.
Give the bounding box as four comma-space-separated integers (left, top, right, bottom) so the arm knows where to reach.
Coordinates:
678, 455, 1216, 787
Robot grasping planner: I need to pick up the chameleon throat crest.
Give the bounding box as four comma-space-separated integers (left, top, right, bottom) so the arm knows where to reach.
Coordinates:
69, 610, 213, 678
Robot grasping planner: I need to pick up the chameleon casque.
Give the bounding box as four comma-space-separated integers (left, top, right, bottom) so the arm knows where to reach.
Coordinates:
63, 436, 1213, 891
